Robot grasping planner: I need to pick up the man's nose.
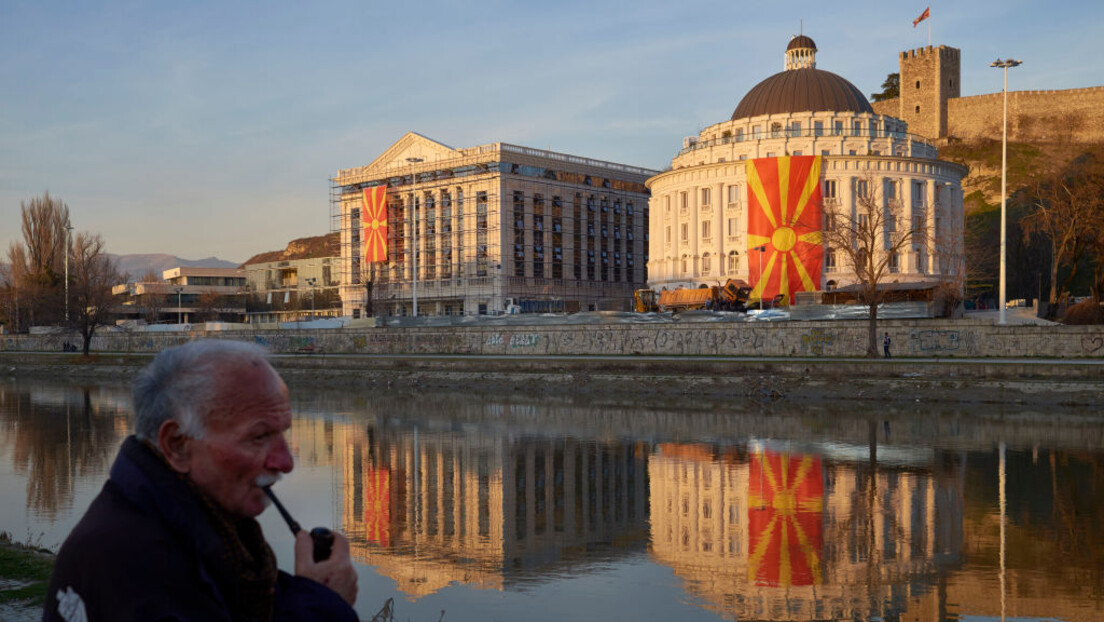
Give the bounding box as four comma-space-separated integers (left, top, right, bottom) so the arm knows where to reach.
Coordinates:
266, 435, 294, 473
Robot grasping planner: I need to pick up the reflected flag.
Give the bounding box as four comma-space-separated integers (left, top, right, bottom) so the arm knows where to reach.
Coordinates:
746, 156, 824, 304
362, 186, 388, 263
364, 468, 391, 546
747, 450, 823, 587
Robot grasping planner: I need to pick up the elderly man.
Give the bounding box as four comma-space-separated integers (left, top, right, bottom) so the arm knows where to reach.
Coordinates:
44, 340, 358, 621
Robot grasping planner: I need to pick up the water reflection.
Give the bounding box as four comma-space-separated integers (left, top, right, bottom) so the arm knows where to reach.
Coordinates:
2, 378, 1102, 621
0, 382, 130, 521
337, 417, 649, 597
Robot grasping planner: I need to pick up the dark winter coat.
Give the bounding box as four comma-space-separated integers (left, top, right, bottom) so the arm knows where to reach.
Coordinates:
42, 436, 358, 622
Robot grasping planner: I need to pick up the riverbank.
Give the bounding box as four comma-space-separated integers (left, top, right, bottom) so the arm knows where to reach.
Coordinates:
0, 535, 54, 622
4, 352, 1104, 406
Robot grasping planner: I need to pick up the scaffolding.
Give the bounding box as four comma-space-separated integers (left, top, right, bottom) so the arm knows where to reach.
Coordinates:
330, 146, 654, 318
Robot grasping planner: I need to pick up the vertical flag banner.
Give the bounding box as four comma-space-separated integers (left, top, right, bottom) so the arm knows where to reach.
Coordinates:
913, 6, 930, 27
747, 450, 824, 587
362, 186, 389, 263
364, 468, 391, 546
746, 156, 824, 304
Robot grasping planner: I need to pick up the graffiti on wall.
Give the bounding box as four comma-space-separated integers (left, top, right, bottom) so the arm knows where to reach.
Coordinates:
800, 329, 835, 356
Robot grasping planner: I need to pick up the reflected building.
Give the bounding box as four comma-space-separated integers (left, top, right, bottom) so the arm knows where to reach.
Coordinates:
648, 441, 964, 620
334, 421, 649, 598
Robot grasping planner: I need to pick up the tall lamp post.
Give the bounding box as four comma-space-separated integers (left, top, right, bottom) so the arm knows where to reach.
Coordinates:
753, 245, 767, 308
991, 58, 1022, 325
406, 157, 424, 317
64, 223, 73, 323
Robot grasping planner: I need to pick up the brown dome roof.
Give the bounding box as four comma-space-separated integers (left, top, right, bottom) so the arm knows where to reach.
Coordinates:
730, 68, 873, 120
786, 35, 816, 51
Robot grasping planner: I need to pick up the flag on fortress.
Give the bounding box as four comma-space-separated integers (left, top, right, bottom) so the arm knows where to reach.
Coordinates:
913, 6, 930, 27
362, 186, 389, 263
745, 155, 824, 306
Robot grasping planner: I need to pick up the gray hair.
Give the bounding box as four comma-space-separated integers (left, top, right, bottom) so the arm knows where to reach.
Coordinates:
132, 339, 273, 442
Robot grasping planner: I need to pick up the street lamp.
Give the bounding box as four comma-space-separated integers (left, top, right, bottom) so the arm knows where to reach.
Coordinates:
406, 157, 424, 317
173, 286, 183, 325
991, 58, 1022, 325
752, 245, 767, 308
305, 277, 317, 318
64, 223, 73, 323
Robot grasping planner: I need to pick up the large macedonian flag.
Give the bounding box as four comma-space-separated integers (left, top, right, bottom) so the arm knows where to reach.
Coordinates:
363, 468, 392, 546
746, 156, 824, 304
747, 450, 824, 587
362, 186, 389, 263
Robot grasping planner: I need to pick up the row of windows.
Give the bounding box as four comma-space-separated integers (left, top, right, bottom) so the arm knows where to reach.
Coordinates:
346, 161, 649, 195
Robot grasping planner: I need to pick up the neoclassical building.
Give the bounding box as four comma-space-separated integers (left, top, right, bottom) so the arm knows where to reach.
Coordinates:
647, 36, 967, 303
333, 133, 656, 317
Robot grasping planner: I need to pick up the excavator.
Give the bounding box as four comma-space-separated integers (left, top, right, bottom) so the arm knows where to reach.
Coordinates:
634, 279, 753, 313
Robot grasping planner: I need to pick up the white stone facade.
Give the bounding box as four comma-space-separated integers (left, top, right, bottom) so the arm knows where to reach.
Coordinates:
333, 133, 656, 317
646, 41, 967, 297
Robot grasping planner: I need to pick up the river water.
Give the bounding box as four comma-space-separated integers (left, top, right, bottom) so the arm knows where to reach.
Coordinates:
1, 377, 1102, 621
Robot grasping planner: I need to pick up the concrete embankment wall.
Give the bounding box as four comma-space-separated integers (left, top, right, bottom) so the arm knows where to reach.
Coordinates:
2, 319, 1102, 358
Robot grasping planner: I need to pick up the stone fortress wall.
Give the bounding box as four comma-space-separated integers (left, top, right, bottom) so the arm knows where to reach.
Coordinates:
869, 44, 1104, 144
3, 320, 1102, 359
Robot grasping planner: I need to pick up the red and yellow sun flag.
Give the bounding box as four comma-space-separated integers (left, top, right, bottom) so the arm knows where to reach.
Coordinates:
747, 450, 823, 587
364, 468, 391, 546
746, 156, 824, 304
362, 186, 388, 263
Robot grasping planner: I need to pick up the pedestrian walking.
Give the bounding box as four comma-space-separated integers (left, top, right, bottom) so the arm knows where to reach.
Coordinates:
883, 332, 892, 359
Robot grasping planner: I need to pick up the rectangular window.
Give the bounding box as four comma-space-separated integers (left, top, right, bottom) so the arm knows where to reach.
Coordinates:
680, 223, 688, 242
701, 220, 711, 239
701, 187, 710, 206
824, 179, 837, 198
735, 128, 744, 142
665, 226, 671, 244
856, 179, 869, 198
789, 121, 801, 137
825, 248, 836, 270
834, 120, 843, 135
752, 125, 762, 140
727, 184, 740, 205
814, 121, 824, 137
792, 150, 802, 156
728, 217, 738, 236
680, 192, 688, 210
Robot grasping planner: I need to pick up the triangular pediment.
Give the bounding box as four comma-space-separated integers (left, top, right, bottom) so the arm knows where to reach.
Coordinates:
362, 132, 461, 175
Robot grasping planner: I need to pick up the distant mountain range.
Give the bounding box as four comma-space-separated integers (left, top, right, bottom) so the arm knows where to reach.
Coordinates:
110, 254, 240, 281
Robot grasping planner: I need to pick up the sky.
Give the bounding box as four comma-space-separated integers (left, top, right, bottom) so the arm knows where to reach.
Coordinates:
2, 1, 1102, 263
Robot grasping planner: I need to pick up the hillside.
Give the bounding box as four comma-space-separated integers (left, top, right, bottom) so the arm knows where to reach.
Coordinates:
241, 233, 338, 267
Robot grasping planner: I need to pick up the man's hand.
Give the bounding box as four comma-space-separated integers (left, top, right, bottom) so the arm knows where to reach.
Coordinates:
294, 530, 358, 606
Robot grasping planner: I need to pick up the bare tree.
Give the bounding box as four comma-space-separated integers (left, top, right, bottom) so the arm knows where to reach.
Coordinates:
138, 269, 166, 324
1021, 168, 1100, 307
823, 175, 929, 357
195, 289, 224, 323
5, 193, 71, 328
69, 232, 121, 355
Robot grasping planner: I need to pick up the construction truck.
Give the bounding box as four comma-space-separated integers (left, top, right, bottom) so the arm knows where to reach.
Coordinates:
636, 279, 752, 313
633, 289, 659, 313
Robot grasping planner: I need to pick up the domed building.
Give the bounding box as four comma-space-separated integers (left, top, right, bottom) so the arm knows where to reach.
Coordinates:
646, 36, 967, 307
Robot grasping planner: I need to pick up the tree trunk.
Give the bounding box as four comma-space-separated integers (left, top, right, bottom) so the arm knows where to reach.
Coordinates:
81, 325, 94, 356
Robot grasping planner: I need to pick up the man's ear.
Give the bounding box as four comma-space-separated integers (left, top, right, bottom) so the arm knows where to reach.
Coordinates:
158, 419, 192, 473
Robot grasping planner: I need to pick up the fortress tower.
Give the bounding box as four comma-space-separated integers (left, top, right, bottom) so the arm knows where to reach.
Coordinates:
898, 45, 961, 139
